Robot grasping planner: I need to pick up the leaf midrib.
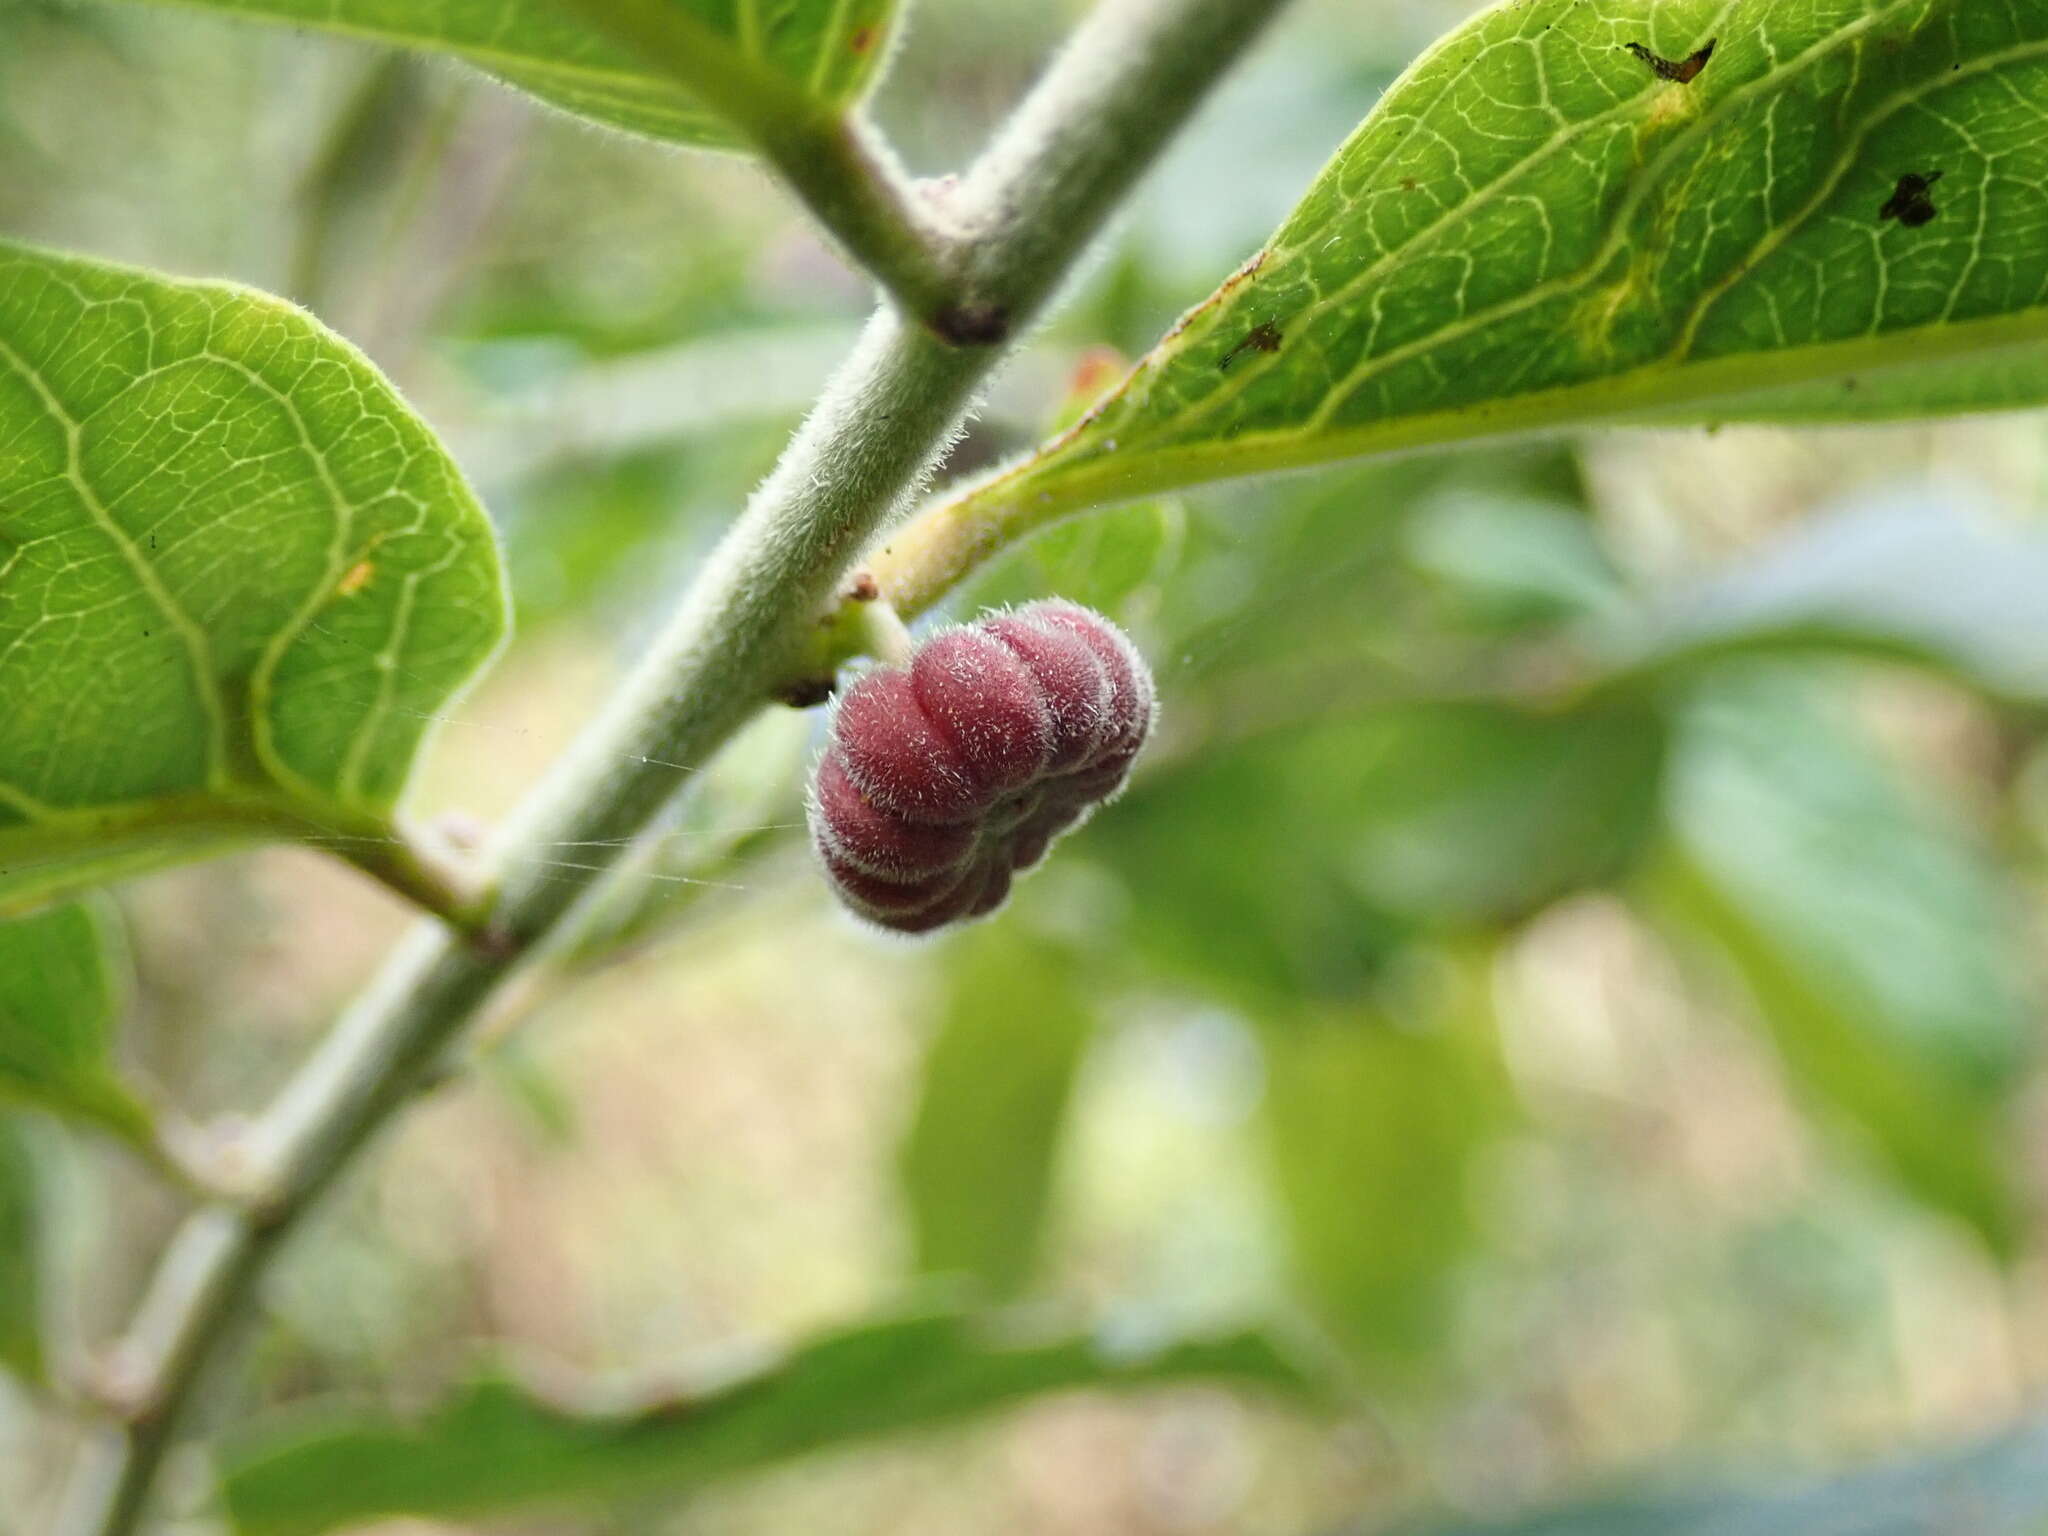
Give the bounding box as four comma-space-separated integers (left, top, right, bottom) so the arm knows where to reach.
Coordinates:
1018, 308, 2048, 518
1111, 0, 1949, 453
981, 0, 2048, 535
1664, 32, 2048, 359
1290, 31, 2048, 440
0, 292, 454, 821
0, 333, 232, 791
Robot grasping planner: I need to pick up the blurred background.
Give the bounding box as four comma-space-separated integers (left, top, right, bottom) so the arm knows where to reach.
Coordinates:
7, 0, 2048, 1530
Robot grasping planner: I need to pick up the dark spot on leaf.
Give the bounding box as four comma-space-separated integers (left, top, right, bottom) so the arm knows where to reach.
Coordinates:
849, 25, 876, 52
847, 572, 880, 602
1624, 38, 1716, 84
1218, 321, 1283, 372
1400, 176, 1420, 192
1880, 171, 1943, 228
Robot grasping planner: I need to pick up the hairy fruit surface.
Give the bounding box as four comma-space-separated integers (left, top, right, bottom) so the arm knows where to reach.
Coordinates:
809, 601, 1157, 933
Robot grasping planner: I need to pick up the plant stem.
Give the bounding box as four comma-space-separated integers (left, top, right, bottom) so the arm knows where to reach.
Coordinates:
556, 0, 964, 336
51, 2, 1295, 1530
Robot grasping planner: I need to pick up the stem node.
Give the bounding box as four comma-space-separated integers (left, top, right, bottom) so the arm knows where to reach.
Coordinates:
54, 4, 1298, 1529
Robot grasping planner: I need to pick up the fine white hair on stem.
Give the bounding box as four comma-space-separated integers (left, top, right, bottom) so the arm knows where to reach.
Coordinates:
55, 5, 1300, 1531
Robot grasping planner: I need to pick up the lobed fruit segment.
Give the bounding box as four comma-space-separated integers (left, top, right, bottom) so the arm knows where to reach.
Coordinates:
809, 600, 1157, 933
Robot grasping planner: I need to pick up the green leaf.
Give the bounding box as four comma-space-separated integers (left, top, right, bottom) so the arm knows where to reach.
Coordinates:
1613, 489, 2048, 704
0, 241, 507, 914
1648, 346, 2048, 426
1095, 704, 1666, 1005
1655, 667, 2032, 1250
289, 54, 433, 310
102, 0, 899, 151
0, 1120, 46, 1385
502, 449, 694, 629
1152, 456, 1443, 688
960, 497, 1185, 623
1261, 977, 1508, 1370
1405, 489, 1626, 630
1398, 1412, 2048, 1535
957, 349, 1187, 622
0, 900, 152, 1146
900, 930, 1096, 1300
962, 0, 2048, 525
218, 1309, 1323, 1536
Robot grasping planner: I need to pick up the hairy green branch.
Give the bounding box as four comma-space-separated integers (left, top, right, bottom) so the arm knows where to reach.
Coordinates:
51, 1, 1295, 1530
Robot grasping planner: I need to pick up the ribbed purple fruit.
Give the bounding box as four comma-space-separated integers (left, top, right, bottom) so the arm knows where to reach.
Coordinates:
809, 600, 1157, 933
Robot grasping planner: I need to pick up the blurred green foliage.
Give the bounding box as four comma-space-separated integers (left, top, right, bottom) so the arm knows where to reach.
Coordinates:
0, 903, 151, 1148
221, 1308, 1323, 1535
901, 929, 1098, 1300
0, 1123, 45, 1387
5, 1, 2048, 1534
1660, 669, 2032, 1251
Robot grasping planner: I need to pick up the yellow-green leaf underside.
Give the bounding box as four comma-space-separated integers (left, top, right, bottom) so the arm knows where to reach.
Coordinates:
103, 0, 899, 150
0, 242, 507, 913
967, 0, 2048, 526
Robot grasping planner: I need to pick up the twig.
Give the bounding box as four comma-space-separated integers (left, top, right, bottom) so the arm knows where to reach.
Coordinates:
50, 2, 1296, 1529
555, 0, 967, 337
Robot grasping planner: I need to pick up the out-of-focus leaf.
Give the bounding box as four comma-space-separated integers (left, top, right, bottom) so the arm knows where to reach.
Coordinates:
1390, 1410, 2048, 1535
1406, 490, 1626, 630
559, 705, 812, 965
1135, 444, 1586, 690
1156, 460, 1433, 687
1326, 707, 1667, 923
900, 929, 1096, 1299
0, 1120, 44, 1385
1095, 704, 1665, 1006
1657, 668, 2032, 1250
0, 901, 151, 1147
1262, 968, 1508, 1369
1613, 491, 2048, 703
0, 241, 507, 914
960, 498, 1184, 623
954, 347, 1186, 623
218, 1309, 1325, 1536
464, 326, 857, 475
1079, 456, 1632, 1026
1088, 744, 1399, 1008
942, 0, 2048, 527
502, 449, 692, 628
100, 0, 899, 152
288, 53, 429, 308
